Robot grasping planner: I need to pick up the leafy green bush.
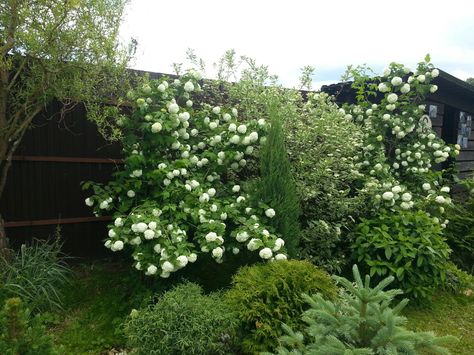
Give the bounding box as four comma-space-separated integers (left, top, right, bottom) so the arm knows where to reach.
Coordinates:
266, 265, 456, 355
444, 177, 474, 271
225, 260, 336, 353
83, 72, 289, 277
255, 100, 301, 257
353, 210, 451, 299
287, 92, 367, 272
0, 298, 57, 355
123, 282, 236, 355
0, 238, 71, 313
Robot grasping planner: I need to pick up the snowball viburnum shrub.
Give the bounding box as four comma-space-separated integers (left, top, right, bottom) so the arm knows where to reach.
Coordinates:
345, 57, 459, 221
82, 72, 285, 277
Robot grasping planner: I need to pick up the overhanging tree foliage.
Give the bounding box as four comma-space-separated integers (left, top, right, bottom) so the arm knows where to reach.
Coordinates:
0, 0, 134, 256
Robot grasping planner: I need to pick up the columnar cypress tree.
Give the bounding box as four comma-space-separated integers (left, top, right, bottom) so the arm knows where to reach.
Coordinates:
257, 101, 301, 257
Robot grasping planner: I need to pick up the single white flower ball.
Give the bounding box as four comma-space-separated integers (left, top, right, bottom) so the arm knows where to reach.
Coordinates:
112, 240, 124, 251
147, 264, 158, 275
237, 124, 247, 134
387, 93, 398, 103
265, 208, 276, 218
275, 254, 287, 260
184, 81, 194, 92
168, 103, 179, 114
391, 76, 402, 86
259, 247, 273, 259
212, 247, 224, 259
151, 122, 162, 133
162, 261, 174, 272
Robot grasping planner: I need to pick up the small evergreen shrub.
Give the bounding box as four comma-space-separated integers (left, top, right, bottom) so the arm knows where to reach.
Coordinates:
225, 260, 337, 353
353, 210, 451, 299
0, 238, 71, 313
0, 298, 57, 355
123, 282, 236, 355
266, 265, 457, 355
256, 101, 301, 257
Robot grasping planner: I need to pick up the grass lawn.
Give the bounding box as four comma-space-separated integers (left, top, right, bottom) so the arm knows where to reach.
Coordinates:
405, 291, 474, 354
49, 262, 159, 354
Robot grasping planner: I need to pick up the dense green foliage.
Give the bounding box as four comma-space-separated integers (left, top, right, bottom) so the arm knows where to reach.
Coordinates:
287, 92, 368, 272
0, 239, 70, 313
256, 101, 301, 256
0, 298, 56, 355
123, 282, 236, 355
444, 177, 474, 272
353, 210, 451, 299
225, 260, 336, 353
267, 265, 456, 355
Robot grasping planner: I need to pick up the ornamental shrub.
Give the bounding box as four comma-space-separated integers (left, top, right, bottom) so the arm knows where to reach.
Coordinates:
0, 298, 57, 355
287, 92, 368, 272
255, 100, 301, 257
344, 57, 459, 223
353, 210, 451, 299
444, 177, 474, 271
122, 282, 236, 355
225, 260, 337, 353
0, 238, 70, 313
83, 71, 288, 277
265, 265, 456, 355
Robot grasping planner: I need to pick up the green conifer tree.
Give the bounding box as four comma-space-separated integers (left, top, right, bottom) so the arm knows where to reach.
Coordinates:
266, 265, 457, 355
256, 100, 301, 257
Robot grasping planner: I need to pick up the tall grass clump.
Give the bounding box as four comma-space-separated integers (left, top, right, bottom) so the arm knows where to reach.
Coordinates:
0, 237, 71, 313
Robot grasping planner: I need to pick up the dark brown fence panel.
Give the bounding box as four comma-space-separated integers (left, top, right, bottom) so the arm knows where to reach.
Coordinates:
0, 101, 122, 257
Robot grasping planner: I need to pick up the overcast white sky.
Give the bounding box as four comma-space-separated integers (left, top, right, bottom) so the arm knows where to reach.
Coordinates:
120, 0, 474, 89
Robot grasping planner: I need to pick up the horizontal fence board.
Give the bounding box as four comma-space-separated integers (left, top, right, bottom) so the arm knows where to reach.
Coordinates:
12, 155, 124, 164
457, 160, 474, 172
457, 149, 474, 161
5, 216, 112, 228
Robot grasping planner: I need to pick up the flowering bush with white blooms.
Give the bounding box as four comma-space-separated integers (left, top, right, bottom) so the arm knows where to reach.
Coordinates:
344, 56, 459, 223
82, 71, 286, 277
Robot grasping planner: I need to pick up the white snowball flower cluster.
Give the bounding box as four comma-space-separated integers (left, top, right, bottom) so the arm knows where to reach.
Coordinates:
85, 72, 287, 277
346, 59, 459, 218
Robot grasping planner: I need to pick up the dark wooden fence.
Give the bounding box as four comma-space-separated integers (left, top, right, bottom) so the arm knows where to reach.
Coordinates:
0, 101, 122, 257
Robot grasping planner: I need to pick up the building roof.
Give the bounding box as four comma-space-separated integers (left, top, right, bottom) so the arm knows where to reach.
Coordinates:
321, 69, 474, 114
